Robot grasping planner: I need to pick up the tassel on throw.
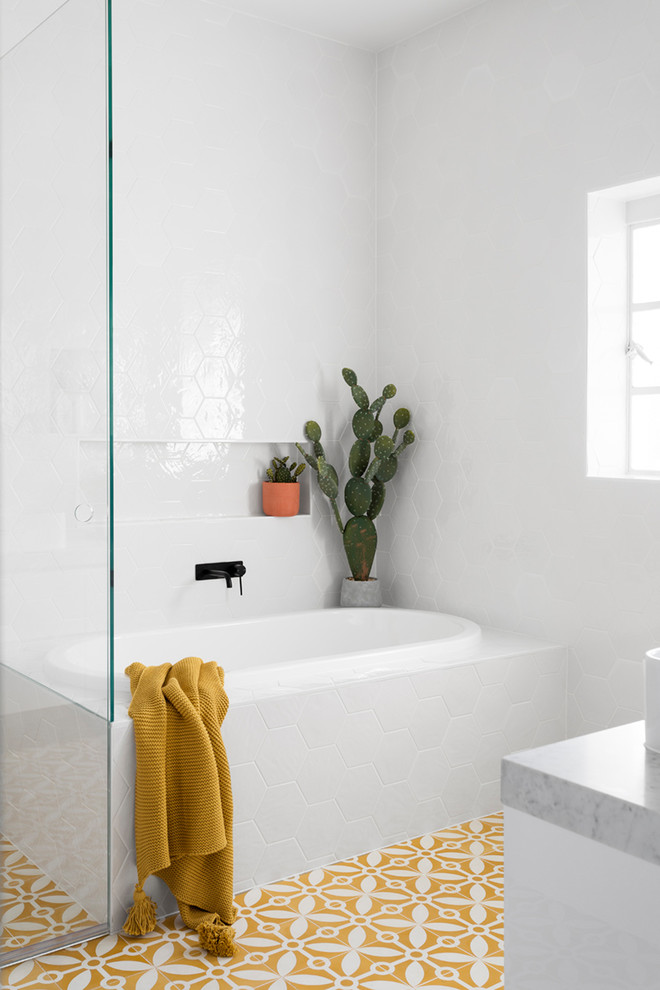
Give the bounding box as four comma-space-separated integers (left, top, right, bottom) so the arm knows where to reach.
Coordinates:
198, 919, 237, 957
123, 883, 157, 936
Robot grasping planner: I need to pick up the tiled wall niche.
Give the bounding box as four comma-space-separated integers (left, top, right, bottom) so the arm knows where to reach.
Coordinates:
377, 0, 660, 737
114, 441, 311, 521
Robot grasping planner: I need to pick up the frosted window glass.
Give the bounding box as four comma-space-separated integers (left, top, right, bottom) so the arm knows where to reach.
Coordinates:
630, 394, 660, 473
632, 223, 660, 304
630, 310, 660, 388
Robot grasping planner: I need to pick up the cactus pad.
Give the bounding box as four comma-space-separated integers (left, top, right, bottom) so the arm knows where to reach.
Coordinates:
351, 385, 370, 410
368, 419, 383, 441
318, 458, 339, 500
393, 408, 410, 429
369, 395, 386, 416
342, 368, 358, 387
352, 409, 376, 439
374, 435, 394, 459
344, 477, 372, 516
382, 384, 397, 399
305, 421, 322, 442
343, 515, 377, 582
349, 439, 370, 477
376, 456, 398, 482
367, 478, 386, 520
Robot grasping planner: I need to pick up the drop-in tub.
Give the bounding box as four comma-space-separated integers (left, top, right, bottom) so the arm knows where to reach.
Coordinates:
44, 607, 566, 926
46, 607, 483, 707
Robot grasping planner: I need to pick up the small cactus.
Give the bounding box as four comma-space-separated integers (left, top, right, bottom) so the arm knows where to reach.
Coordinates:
297, 367, 416, 582
265, 455, 305, 483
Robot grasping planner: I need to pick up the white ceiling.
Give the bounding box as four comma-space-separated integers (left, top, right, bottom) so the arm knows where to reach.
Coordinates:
0, 0, 488, 60
216, 0, 489, 51
0, 0, 68, 58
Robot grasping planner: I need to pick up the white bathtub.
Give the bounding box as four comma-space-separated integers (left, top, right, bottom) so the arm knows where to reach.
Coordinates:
46, 608, 482, 708
42, 607, 567, 925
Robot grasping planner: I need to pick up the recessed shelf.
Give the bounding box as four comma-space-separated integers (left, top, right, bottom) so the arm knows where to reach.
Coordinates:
112, 439, 312, 521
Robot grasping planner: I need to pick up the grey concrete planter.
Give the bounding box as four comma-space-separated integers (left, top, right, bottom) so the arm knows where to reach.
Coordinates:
340, 577, 382, 607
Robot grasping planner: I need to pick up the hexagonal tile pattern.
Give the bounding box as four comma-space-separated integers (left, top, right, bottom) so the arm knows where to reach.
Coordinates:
377, 0, 660, 741
112, 0, 376, 444
255, 781, 308, 845
336, 711, 383, 768
335, 764, 383, 822
255, 725, 308, 786
372, 728, 418, 784
298, 691, 347, 749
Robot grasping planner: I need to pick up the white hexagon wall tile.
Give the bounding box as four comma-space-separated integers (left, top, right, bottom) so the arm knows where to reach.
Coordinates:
377, 0, 660, 737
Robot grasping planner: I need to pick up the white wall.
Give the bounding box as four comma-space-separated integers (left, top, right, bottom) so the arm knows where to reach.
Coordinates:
112, 0, 377, 630
0, 0, 108, 676
377, 0, 660, 735
110, 0, 660, 734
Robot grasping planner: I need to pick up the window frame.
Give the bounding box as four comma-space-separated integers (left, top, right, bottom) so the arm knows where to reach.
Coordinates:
587, 178, 660, 482
625, 217, 660, 478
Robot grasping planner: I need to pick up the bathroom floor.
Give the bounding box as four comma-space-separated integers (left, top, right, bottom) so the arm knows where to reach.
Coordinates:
2, 813, 503, 989
0, 835, 98, 952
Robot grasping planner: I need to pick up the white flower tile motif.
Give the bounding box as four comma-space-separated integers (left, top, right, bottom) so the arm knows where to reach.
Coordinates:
5, 814, 505, 990
1, 669, 108, 927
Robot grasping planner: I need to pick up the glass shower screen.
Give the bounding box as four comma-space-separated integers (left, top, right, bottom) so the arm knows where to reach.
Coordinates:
0, 0, 112, 965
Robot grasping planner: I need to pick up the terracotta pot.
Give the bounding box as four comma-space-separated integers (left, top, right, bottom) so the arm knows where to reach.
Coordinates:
262, 481, 300, 517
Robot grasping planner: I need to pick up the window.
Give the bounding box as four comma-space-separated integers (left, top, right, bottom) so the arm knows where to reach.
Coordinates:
628, 219, 660, 473
587, 179, 660, 479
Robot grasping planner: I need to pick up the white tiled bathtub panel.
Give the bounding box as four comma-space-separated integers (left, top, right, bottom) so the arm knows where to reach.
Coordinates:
110, 631, 566, 931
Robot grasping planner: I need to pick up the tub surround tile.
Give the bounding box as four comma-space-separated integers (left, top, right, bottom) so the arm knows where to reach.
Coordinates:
502, 719, 660, 866
110, 630, 566, 925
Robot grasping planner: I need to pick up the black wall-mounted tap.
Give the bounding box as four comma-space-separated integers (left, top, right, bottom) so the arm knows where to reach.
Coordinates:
195, 560, 246, 595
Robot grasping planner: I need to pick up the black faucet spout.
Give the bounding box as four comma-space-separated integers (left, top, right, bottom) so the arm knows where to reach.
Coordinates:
195, 561, 246, 594
206, 569, 232, 588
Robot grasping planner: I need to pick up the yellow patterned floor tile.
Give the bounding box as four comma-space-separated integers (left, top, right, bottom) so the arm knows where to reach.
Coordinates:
1, 835, 100, 953
2, 814, 504, 989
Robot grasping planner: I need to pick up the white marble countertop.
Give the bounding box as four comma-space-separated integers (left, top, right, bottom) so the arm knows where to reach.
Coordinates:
501, 720, 660, 866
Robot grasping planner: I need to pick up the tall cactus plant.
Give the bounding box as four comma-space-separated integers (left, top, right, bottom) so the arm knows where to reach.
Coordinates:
296, 367, 415, 581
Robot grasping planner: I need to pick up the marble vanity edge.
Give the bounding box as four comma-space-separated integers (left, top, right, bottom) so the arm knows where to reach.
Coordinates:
501, 755, 660, 868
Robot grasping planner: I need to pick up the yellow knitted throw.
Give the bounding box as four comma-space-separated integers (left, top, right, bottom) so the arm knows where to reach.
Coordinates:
123, 656, 237, 956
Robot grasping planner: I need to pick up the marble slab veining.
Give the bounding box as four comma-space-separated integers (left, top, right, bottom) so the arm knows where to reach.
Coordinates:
501, 720, 660, 867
